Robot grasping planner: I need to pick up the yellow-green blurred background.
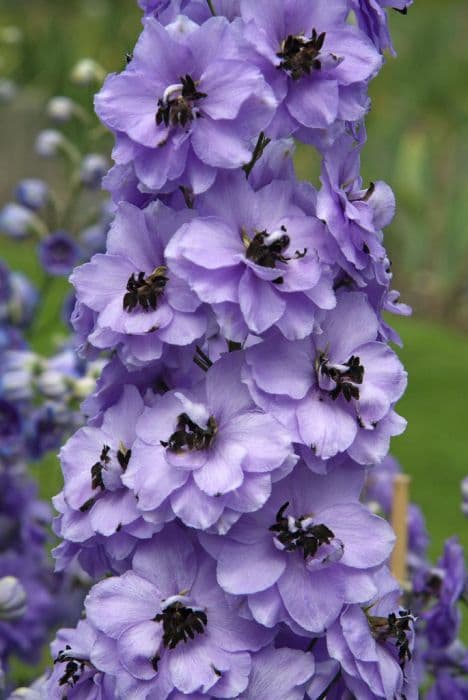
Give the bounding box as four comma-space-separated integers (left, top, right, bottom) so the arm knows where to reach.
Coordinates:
0, 0, 466, 562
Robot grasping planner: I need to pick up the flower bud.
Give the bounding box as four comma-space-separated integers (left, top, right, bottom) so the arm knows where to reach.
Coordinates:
0, 203, 36, 238
15, 179, 49, 211
0, 78, 17, 104
46, 96, 75, 123
35, 129, 63, 158
80, 153, 109, 188
0, 576, 27, 621
71, 58, 106, 85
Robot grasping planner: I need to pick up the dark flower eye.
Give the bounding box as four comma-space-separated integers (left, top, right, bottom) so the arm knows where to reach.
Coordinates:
277, 30, 326, 80
161, 413, 217, 452
156, 74, 207, 129
123, 266, 169, 313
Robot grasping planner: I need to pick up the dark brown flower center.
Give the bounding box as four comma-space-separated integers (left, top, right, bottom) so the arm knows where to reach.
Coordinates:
161, 413, 217, 452
244, 226, 307, 271
155, 600, 208, 650
123, 266, 168, 313
156, 74, 207, 129
277, 30, 326, 80
368, 610, 413, 668
54, 645, 87, 688
80, 442, 132, 513
270, 501, 335, 559
317, 353, 365, 401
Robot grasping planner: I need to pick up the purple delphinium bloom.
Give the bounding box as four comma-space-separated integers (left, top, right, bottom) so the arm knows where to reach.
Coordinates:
413, 537, 466, 649
351, 1, 413, 55
95, 16, 277, 194
426, 671, 468, 700
38, 232, 81, 277
0, 470, 58, 668
243, 291, 407, 464
164, 646, 314, 700
202, 463, 394, 635
166, 171, 336, 341
0, 398, 22, 456
86, 528, 273, 699
317, 132, 395, 282
424, 632, 468, 700
0, 560, 56, 668
0, 261, 12, 305
123, 352, 296, 532
326, 567, 417, 700
53, 385, 160, 576
240, 0, 382, 142
71, 201, 207, 367
45, 619, 117, 700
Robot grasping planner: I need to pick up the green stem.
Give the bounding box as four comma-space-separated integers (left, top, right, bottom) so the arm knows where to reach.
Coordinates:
206, 0, 217, 15
243, 132, 271, 178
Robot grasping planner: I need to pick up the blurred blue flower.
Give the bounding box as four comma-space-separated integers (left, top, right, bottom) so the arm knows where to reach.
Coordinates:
0, 203, 36, 238
38, 231, 80, 277
15, 179, 49, 211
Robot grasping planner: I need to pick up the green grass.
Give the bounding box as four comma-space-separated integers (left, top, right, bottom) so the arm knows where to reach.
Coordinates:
390, 316, 468, 557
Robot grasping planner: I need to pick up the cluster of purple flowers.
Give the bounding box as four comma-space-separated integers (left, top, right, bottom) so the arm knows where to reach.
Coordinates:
1, 79, 111, 681
363, 456, 468, 698
0, 260, 105, 466
0, 84, 112, 287
0, 262, 95, 688
6, 0, 461, 698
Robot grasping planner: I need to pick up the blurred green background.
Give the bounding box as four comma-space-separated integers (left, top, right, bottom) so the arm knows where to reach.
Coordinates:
0, 0, 466, 574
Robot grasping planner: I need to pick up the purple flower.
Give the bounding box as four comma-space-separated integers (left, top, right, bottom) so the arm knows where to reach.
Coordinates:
0, 398, 22, 454
96, 16, 276, 193
54, 385, 157, 575
363, 455, 429, 563
46, 619, 117, 699
71, 201, 207, 367
38, 231, 81, 277
166, 171, 336, 340
203, 463, 394, 635
240, 0, 382, 141
123, 352, 296, 532
326, 567, 417, 700
243, 291, 406, 463
426, 672, 468, 700
6, 272, 39, 328
351, 0, 413, 55
414, 538, 466, 648
317, 132, 395, 280
86, 528, 272, 698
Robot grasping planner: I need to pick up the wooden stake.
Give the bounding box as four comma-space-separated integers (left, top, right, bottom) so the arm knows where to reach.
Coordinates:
390, 474, 411, 586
